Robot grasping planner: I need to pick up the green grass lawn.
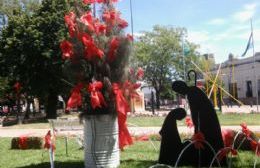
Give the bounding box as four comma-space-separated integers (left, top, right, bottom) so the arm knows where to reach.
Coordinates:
0, 137, 259, 168
5, 113, 260, 129
128, 113, 260, 127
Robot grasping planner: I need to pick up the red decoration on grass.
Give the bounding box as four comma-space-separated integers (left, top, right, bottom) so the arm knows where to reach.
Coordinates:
250, 140, 260, 156
221, 129, 235, 147
18, 136, 28, 149
44, 131, 55, 150
240, 122, 251, 138
218, 147, 238, 161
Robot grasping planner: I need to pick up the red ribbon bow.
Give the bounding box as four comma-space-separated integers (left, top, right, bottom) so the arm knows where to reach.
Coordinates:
192, 131, 205, 149
250, 140, 260, 156
218, 147, 238, 161
88, 81, 107, 109
44, 130, 55, 151
112, 83, 133, 149
67, 83, 84, 110
240, 122, 251, 138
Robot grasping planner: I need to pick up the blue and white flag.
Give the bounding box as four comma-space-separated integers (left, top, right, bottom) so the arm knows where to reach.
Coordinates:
241, 32, 253, 57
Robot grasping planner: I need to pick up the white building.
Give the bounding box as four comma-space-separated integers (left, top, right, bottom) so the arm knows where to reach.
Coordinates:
213, 53, 260, 104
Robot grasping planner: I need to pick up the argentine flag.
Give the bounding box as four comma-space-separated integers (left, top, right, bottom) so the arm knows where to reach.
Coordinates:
241, 32, 253, 57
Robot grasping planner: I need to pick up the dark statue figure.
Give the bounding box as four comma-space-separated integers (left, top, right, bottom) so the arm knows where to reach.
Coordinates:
158, 108, 187, 165
158, 70, 226, 167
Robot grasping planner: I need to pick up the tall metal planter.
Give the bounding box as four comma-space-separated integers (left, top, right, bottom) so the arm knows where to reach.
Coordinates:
84, 114, 120, 168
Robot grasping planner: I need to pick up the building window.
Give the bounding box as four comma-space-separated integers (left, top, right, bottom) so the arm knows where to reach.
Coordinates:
246, 81, 253, 97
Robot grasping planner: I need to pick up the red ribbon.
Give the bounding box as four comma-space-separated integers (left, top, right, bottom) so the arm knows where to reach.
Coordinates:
88, 81, 107, 109
192, 131, 205, 149
66, 83, 84, 110
44, 130, 55, 151
18, 136, 28, 149
112, 83, 133, 149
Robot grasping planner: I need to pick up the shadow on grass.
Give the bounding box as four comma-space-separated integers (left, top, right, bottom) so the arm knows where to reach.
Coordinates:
18, 161, 84, 168
120, 159, 156, 167
17, 160, 156, 168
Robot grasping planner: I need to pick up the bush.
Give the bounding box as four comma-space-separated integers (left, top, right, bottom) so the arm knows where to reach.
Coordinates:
11, 137, 43, 149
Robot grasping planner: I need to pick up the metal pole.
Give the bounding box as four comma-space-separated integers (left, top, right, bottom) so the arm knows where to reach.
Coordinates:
129, 0, 134, 38
251, 19, 259, 112
182, 32, 186, 82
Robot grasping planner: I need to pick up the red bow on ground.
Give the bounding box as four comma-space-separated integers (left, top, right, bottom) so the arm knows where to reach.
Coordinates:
18, 136, 28, 150
112, 83, 133, 149
240, 122, 251, 138
88, 81, 107, 109
250, 140, 260, 157
44, 130, 55, 151
218, 147, 238, 161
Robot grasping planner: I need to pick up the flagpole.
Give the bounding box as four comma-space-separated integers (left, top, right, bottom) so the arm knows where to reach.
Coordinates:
129, 0, 134, 38
250, 19, 259, 112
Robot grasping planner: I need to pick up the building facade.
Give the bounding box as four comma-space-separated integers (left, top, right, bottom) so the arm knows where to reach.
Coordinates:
214, 53, 260, 104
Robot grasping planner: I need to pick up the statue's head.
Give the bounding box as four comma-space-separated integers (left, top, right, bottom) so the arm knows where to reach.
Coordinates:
172, 81, 189, 95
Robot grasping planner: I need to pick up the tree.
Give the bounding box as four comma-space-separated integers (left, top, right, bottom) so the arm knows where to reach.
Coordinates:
0, 0, 41, 16
134, 25, 200, 108
0, 0, 83, 119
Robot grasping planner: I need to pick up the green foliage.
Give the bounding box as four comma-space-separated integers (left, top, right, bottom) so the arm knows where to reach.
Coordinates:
0, 0, 83, 118
0, 0, 41, 16
134, 25, 201, 105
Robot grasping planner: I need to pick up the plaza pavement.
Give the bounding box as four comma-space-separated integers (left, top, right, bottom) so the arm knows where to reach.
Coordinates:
1, 125, 260, 138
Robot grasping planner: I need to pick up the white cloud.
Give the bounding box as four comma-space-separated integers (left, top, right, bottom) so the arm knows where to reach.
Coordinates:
187, 31, 210, 44
133, 32, 144, 38
232, 3, 257, 22
208, 18, 226, 25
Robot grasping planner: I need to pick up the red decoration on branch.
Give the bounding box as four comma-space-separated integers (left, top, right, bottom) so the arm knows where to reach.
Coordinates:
112, 83, 133, 149
60, 40, 74, 59
107, 37, 120, 62
14, 82, 21, 93
64, 12, 76, 37
67, 83, 84, 110
88, 81, 107, 109
81, 33, 104, 60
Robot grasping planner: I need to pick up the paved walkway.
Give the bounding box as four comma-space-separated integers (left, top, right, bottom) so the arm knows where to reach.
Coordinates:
1, 126, 260, 137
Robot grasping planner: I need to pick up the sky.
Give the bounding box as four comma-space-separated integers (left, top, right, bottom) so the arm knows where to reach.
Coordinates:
113, 0, 260, 63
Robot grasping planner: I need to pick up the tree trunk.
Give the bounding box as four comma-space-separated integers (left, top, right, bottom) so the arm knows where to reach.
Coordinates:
24, 96, 30, 119
45, 89, 58, 119
155, 90, 160, 109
